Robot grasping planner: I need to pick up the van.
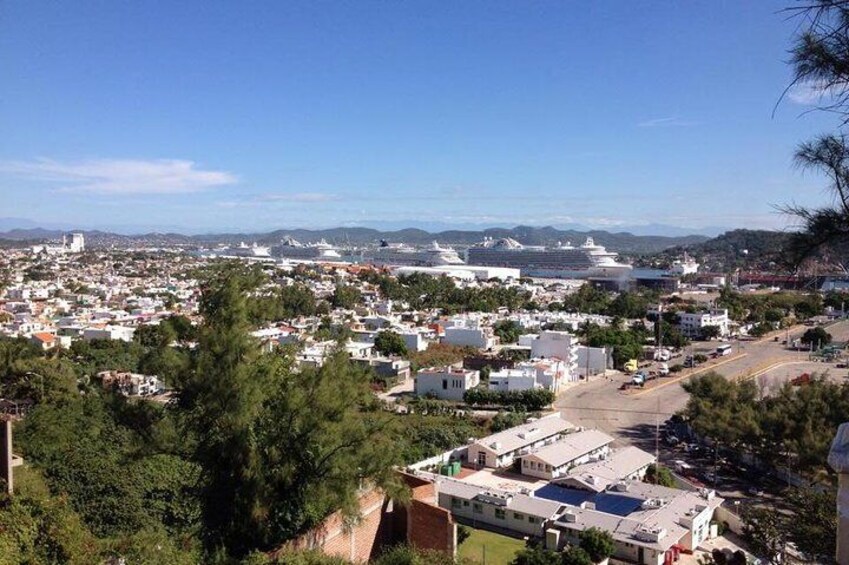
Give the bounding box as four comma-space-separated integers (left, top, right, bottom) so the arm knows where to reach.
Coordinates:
658, 363, 670, 376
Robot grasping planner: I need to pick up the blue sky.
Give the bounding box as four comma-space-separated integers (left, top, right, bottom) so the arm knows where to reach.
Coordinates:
0, 1, 841, 234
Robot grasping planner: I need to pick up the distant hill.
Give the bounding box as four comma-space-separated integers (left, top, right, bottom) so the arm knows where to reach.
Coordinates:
189, 225, 709, 254
640, 229, 793, 272
0, 224, 710, 254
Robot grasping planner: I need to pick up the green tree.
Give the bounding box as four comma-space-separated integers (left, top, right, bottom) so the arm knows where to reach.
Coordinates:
0, 471, 100, 565
800, 326, 832, 347
644, 464, 675, 487
510, 546, 562, 565
183, 266, 403, 557
561, 546, 593, 565
780, 3, 849, 264
493, 320, 523, 344
374, 330, 409, 356
578, 527, 615, 563
785, 486, 836, 562
181, 265, 278, 554
491, 410, 528, 432
700, 325, 721, 340
331, 283, 362, 309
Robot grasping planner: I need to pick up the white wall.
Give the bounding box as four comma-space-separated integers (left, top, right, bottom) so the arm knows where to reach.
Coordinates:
415, 370, 479, 401
438, 492, 548, 537
531, 331, 576, 360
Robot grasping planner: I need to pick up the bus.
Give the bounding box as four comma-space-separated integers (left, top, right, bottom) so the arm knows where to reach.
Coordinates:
716, 344, 732, 356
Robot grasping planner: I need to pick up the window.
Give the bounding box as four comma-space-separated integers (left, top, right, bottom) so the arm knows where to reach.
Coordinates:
546, 464, 552, 471
528, 517, 537, 524
451, 497, 462, 508
473, 503, 483, 514
495, 508, 506, 520
513, 512, 523, 520
463, 500, 469, 507
523, 459, 528, 467
442, 379, 448, 390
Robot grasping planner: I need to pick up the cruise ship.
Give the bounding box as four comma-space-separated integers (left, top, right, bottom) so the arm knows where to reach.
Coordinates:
211, 242, 272, 258
466, 237, 632, 279
669, 253, 699, 276
364, 241, 465, 267
271, 237, 343, 260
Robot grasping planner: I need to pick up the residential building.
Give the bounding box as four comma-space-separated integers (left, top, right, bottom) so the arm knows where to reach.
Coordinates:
528, 331, 579, 375
519, 429, 614, 480
414, 367, 480, 401
553, 446, 655, 492
443, 319, 497, 350
676, 309, 730, 339
543, 481, 723, 564
466, 415, 574, 468
437, 480, 563, 537
575, 345, 612, 377
83, 325, 135, 342
488, 359, 571, 393
97, 371, 163, 397
352, 355, 412, 382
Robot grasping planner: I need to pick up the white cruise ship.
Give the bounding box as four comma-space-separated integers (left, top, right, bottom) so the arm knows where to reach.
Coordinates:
466, 237, 632, 279
364, 241, 465, 267
213, 242, 271, 258
271, 237, 342, 260
669, 253, 699, 275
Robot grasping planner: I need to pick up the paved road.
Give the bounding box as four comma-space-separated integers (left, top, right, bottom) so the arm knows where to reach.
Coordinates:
555, 321, 849, 484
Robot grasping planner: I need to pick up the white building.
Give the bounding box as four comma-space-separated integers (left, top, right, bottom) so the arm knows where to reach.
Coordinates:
519, 429, 614, 480
414, 367, 480, 401
466, 415, 574, 468
443, 319, 497, 350
489, 359, 571, 393
676, 308, 729, 339
97, 371, 163, 397
575, 345, 612, 377
68, 232, 85, 253
83, 325, 135, 342
528, 331, 579, 373
438, 480, 562, 538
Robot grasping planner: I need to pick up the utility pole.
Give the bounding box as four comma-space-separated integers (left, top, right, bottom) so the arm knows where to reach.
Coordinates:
655, 397, 660, 483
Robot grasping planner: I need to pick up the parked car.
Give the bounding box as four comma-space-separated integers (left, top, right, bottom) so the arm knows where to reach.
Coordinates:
747, 486, 765, 497
665, 434, 680, 446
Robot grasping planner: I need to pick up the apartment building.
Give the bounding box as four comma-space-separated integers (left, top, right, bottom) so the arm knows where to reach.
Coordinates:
519, 429, 614, 480
466, 415, 574, 469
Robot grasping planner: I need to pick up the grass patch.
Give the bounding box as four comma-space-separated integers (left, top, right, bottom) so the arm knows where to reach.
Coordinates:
457, 526, 525, 564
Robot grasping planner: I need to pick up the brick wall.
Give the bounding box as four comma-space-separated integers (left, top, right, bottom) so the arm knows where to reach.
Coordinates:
281, 488, 393, 563
408, 499, 455, 555
275, 473, 455, 562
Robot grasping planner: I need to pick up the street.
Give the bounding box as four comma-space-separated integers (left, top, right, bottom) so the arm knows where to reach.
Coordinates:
554, 319, 849, 501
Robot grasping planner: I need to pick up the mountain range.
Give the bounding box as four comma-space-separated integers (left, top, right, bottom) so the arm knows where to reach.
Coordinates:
0, 222, 712, 254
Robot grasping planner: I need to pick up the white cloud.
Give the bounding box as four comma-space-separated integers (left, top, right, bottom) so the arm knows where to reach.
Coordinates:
637, 117, 700, 128
258, 192, 340, 203
787, 80, 840, 106
0, 158, 237, 194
